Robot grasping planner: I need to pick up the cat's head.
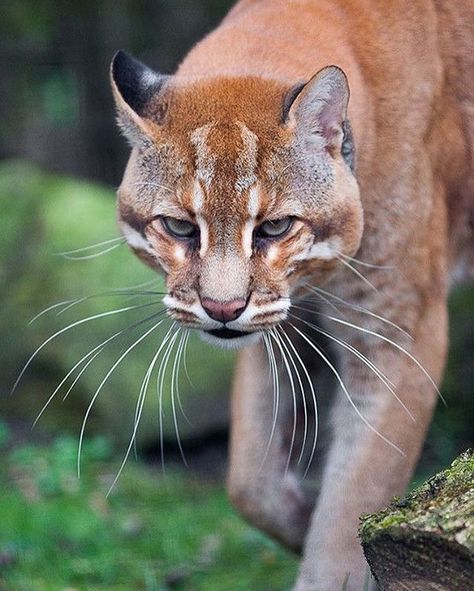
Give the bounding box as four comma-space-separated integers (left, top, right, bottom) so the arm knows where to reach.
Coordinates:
111, 51, 363, 348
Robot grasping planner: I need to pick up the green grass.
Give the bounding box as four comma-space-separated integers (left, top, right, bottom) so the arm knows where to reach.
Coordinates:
0, 431, 297, 591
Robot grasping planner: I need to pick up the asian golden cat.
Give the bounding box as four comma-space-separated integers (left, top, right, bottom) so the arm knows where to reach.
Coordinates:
110, 0, 473, 589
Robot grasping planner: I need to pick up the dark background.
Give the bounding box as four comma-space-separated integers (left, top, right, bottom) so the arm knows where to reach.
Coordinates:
1, 0, 234, 185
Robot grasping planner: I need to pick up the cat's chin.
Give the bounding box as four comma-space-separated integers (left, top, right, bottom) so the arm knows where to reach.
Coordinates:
199, 328, 262, 350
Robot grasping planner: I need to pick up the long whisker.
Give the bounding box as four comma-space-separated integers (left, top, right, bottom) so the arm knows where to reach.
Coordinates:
32, 309, 167, 427
157, 324, 180, 474
56, 290, 166, 317
301, 284, 414, 340
29, 300, 77, 325
61, 348, 105, 403
12, 302, 161, 395
107, 335, 166, 496
77, 319, 165, 477
336, 256, 378, 292
259, 332, 280, 473
269, 328, 298, 474
324, 314, 445, 405
170, 331, 188, 467
110, 278, 161, 292
278, 326, 319, 477
289, 323, 405, 456
28, 286, 165, 324
298, 284, 342, 316
289, 313, 415, 423
56, 236, 124, 256
182, 331, 195, 389
60, 242, 124, 260
175, 331, 192, 425
336, 251, 395, 270
275, 327, 308, 468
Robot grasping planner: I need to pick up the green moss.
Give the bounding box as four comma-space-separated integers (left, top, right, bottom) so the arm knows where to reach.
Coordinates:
360, 450, 474, 548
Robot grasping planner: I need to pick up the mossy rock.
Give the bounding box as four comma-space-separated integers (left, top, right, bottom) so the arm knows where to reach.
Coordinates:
0, 160, 234, 446
359, 450, 474, 590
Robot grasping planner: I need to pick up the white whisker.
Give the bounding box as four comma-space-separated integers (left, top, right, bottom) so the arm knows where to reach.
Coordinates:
29, 300, 77, 325
279, 326, 319, 477
337, 251, 395, 270
107, 337, 164, 496
56, 236, 124, 256
175, 331, 192, 425
32, 310, 167, 427
77, 319, 165, 477
61, 349, 105, 403
337, 256, 378, 292
170, 331, 188, 466
324, 315, 445, 405
157, 324, 180, 474
269, 328, 298, 474
60, 242, 124, 260
13, 303, 160, 395
302, 284, 413, 340
275, 327, 308, 467
290, 323, 405, 456
291, 314, 415, 423
259, 332, 280, 473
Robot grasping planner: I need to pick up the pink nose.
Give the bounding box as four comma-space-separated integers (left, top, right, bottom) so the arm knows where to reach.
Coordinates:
201, 298, 247, 323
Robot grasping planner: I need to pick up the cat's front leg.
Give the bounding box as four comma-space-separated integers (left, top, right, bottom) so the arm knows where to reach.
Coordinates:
292, 295, 448, 591
227, 343, 314, 553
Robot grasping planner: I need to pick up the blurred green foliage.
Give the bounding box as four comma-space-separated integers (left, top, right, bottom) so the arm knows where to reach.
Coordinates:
0, 160, 234, 447
0, 426, 297, 591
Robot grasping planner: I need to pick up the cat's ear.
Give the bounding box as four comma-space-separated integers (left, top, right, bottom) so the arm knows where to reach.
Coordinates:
110, 50, 168, 144
285, 65, 350, 157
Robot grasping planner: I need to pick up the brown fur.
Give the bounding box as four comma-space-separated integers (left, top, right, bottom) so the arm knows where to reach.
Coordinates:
111, 1, 473, 589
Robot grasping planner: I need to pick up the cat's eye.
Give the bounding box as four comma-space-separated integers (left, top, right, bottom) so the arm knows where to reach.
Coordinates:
257, 217, 293, 239
161, 216, 198, 239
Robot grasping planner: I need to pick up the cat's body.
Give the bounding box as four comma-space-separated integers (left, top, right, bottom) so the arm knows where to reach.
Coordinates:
111, 1, 473, 589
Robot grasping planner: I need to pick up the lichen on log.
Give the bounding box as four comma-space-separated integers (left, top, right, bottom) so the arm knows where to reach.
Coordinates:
359, 450, 474, 591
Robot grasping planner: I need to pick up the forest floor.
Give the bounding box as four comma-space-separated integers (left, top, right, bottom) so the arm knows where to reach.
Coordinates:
0, 425, 297, 591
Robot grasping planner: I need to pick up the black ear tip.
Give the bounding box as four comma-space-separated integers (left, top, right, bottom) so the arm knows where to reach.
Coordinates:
111, 50, 136, 79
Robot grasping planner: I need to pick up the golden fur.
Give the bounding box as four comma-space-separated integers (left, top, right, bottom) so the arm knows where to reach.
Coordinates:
111, 1, 473, 588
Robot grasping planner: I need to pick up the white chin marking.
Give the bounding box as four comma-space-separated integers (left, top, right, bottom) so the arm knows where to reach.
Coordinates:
199, 331, 261, 350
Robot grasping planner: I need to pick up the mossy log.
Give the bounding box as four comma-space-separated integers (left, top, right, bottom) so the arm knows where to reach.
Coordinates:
359, 450, 474, 591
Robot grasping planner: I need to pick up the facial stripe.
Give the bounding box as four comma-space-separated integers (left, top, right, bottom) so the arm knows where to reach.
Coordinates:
235, 122, 258, 192
241, 185, 261, 257
242, 219, 255, 258
190, 123, 216, 188
197, 214, 209, 258
247, 185, 260, 217
192, 178, 205, 213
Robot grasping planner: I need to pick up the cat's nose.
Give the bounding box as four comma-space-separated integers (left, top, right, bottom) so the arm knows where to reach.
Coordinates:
201, 298, 247, 323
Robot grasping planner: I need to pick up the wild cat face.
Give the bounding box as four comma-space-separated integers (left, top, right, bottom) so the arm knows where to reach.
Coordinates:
111, 51, 363, 348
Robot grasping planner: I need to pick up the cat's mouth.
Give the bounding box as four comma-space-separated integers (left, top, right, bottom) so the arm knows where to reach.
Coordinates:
200, 327, 262, 349
205, 328, 248, 339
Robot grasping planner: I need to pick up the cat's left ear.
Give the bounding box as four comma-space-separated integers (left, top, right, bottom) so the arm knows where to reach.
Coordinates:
284, 66, 354, 166
110, 50, 168, 144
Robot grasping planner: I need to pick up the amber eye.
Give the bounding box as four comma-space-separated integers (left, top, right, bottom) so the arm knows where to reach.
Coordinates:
161, 216, 198, 239
256, 217, 293, 239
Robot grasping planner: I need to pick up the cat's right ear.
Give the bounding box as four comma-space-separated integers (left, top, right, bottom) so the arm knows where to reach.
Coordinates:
110, 50, 168, 144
